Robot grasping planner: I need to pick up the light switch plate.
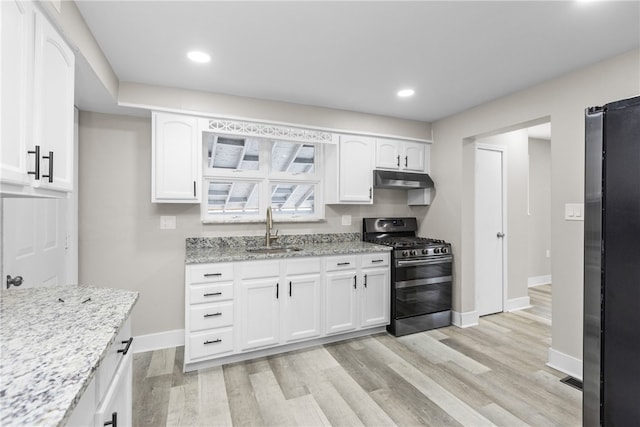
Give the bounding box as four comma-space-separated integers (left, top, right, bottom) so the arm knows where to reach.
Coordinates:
564, 203, 584, 221
160, 216, 176, 229
341, 215, 352, 226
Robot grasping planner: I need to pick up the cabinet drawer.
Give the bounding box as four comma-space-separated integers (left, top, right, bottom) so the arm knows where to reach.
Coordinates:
189, 328, 234, 359
96, 317, 132, 402
189, 301, 233, 332
361, 253, 389, 268
325, 255, 358, 271
188, 263, 234, 284
190, 282, 233, 304
284, 257, 321, 275
241, 260, 280, 279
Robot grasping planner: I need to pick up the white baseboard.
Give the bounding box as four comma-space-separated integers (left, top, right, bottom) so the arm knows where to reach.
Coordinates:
452, 310, 479, 328
528, 275, 552, 287
133, 329, 184, 354
547, 347, 583, 381
506, 296, 531, 312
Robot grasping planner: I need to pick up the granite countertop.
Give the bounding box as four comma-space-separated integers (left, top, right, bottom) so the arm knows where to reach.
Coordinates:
0, 285, 139, 427
186, 233, 391, 264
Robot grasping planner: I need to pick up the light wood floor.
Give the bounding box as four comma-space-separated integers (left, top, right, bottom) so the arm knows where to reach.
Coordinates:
133, 284, 580, 426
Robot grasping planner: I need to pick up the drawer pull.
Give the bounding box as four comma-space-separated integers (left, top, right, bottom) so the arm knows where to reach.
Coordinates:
204, 339, 222, 345
337, 262, 351, 266
204, 312, 222, 318
204, 292, 222, 297
371, 259, 385, 263
204, 273, 223, 277
117, 337, 134, 355
104, 411, 117, 427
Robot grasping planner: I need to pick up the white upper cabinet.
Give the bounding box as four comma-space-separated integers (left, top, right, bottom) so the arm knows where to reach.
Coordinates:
1, 2, 75, 196
325, 135, 374, 204
0, 0, 32, 187
152, 112, 201, 203
375, 138, 429, 173
32, 10, 75, 192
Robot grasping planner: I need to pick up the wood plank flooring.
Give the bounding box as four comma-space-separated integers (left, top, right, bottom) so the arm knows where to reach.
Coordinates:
133, 284, 580, 426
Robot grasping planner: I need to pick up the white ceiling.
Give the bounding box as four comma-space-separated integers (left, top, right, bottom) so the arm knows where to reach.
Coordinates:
74, 1, 640, 123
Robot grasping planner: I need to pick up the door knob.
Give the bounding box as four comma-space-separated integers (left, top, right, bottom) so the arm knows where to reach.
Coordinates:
6, 275, 24, 289
496, 232, 505, 238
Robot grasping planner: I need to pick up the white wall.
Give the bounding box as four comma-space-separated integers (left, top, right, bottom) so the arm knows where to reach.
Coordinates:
425, 48, 640, 372
528, 137, 551, 282
78, 110, 431, 338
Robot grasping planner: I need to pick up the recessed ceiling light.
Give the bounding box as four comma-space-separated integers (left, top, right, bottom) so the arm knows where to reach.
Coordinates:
187, 51, 211, 63
397, 89, 415, 98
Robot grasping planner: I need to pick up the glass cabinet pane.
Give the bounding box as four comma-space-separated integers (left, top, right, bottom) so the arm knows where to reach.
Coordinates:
206, 135, 260, 171
271, 142, 315, 174
270, 183, 315, 215
206, 180, 259, 215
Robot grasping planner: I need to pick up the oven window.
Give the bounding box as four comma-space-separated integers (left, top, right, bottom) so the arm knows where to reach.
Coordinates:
395, 260, 452, 285
395, 282, 452, 318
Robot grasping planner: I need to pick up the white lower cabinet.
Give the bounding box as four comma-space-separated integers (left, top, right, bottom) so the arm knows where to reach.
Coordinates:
325, 253, 390, 335
184, 251, 389, 371
66, 317, 133, 427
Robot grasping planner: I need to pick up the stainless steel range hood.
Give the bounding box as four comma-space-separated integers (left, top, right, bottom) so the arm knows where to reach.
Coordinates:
373, 169, 434, 190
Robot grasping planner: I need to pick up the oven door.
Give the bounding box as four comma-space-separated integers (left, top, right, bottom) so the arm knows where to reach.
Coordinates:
394, 256, 452, 318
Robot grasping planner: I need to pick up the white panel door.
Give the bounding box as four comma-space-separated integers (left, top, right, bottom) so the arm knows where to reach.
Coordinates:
375, 139, 401, 170
2, 197, 67, 290
0, 0, 33, 186
475, 146, 506, 316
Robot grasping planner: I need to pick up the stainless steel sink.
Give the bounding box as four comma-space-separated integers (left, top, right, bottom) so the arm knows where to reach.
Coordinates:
246, 246, 303, 253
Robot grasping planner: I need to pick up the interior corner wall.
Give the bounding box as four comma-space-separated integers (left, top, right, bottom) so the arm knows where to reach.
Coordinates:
425, 48, 640, 366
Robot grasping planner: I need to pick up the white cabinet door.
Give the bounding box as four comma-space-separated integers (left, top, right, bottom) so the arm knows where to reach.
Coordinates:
360, 267, 390, 328
325, 270, 358, 335
0, 0, 33, 187
32, 10, 75, 192
338, 135, 373, 203
152, 112, 200, 203
375, 139, 427, 173
282, 273, 322, 342
94, 350, 132, 427
403, 141, 426, 172
239, 277, 280, 350
375, 139, 401, 170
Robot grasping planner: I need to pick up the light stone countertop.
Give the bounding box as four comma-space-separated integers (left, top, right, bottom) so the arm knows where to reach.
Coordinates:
0, 285, 139, 427
186, 238, 391, 264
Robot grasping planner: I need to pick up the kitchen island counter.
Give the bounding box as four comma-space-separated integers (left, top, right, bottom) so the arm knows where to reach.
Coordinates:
0, 285, 138, 426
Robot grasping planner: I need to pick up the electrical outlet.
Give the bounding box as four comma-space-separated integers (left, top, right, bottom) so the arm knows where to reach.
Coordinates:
546, 249, 551, 258
341, 215, 352, 226
160, 216, 176, 229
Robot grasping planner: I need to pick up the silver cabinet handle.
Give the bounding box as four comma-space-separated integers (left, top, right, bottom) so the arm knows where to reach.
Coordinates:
204, 292, 222, 297
497, 232, 505, 238
42, 151, 54, 183
204, 273, 222, 277
204, 312, 222, 318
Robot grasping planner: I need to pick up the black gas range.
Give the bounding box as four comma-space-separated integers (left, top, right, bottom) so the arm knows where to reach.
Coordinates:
363, 217, 453, 336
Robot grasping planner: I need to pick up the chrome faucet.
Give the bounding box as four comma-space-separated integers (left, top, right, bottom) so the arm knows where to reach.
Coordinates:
265, 206, 279, 247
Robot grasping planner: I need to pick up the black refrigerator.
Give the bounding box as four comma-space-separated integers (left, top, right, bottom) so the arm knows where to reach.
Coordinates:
584, 95, 640, 426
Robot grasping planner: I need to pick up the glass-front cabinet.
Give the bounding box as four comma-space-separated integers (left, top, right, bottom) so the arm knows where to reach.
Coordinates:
202, 132, 322, 222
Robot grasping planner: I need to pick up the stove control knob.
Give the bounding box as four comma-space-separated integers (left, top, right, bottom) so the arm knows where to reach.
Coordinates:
410, 250, 418, 256
434, 248, 441, 254
402, 250, 409, 257
441, 247, 448, 254
422, 249, 429, 255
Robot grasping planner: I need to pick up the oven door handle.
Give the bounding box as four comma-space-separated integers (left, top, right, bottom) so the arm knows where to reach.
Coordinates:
396, 256, 452, 267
